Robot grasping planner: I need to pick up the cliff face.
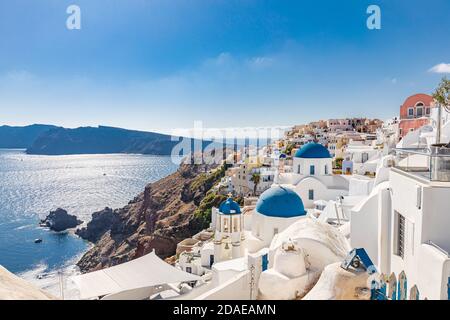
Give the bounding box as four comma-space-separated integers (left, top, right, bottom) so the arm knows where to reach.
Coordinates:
76, 163, 226, 273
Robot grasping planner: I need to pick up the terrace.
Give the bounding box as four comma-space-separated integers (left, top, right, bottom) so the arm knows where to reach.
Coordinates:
393, 146, 450, 182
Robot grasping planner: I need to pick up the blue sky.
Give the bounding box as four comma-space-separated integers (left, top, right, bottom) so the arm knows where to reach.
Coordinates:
0, 0, 449, 133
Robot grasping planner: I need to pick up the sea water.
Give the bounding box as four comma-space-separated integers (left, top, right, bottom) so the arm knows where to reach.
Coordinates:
0, 149, 178, 297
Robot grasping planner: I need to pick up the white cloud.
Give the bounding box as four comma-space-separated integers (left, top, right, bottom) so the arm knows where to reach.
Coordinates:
202, 52, 235, 69
429, 63, 450, 74
3, 70, 36, 83
246, 56, 274, 69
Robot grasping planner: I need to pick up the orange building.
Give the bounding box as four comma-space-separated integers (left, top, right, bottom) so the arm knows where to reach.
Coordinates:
399, 93, 434, 138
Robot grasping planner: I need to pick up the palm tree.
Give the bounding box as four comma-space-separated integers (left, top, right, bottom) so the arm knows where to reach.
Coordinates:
250, 172, 261, 196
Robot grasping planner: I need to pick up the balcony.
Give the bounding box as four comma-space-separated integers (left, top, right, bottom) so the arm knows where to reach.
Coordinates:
393, 146, 450, 182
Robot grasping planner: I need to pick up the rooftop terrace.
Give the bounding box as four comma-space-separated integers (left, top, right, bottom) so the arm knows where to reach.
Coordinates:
393, 146, 450, 182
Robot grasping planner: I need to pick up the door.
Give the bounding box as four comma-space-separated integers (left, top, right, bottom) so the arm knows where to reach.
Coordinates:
398, 271, 407, 300
262, 254, 268, 271
209, 255, 214, 267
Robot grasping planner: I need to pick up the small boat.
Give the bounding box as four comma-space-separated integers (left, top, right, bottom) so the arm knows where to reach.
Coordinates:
34, 238, 43, 244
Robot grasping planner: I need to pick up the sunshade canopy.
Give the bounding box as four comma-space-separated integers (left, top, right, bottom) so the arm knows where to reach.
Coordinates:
72, 251, 200, 299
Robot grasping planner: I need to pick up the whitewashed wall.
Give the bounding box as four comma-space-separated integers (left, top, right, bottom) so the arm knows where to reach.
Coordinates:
251, 212, 303, 247
194, 271, 251, 300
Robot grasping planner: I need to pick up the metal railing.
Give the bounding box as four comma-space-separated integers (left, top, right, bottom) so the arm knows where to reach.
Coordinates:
393, 146, 450, 182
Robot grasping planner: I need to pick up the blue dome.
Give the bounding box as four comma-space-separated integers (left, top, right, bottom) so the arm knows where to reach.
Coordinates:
219, 198, 241, 215
256, 186, 306, 218
294, 143, 331, 159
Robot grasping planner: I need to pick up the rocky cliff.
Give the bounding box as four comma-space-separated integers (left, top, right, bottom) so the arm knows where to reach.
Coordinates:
76, 163, 227, 273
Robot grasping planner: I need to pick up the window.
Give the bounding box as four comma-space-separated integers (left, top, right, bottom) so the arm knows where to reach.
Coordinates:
362, 153, 369, 163
396, 212, 406, 259
416, 107, 423, 117
310, 165, 315, 175
186, 267, 192, 274
408, 107, 414, 117
324, 165, 328, 175
315, 203, 326, 211
426, 107, 430, 115
273, 228, 279, 236
297, 165, 301, 174
308, 189, 314, 200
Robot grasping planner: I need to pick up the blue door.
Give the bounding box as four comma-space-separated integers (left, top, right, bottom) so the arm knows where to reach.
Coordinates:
262, 254, 268, 271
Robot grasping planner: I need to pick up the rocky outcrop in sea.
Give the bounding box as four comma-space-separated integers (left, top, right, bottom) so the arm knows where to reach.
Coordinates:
40, 208, 82, 232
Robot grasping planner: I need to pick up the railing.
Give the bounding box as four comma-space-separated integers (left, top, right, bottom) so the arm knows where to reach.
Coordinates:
393, 146, 450, 182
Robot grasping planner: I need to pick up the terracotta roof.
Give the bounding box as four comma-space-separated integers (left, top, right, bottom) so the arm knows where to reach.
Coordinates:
401, 93, 433, 108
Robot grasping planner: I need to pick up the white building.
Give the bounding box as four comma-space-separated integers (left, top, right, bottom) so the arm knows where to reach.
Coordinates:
343, 141, 382, 175
277, 143, 349, 208
350, 147, 450, 299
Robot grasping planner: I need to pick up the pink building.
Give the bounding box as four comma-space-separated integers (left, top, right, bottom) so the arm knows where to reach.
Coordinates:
398, 94, 434, 138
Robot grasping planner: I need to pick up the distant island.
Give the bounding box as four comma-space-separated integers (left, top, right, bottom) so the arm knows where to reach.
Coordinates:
0, 124, 58, 149
0, 124, 209, 156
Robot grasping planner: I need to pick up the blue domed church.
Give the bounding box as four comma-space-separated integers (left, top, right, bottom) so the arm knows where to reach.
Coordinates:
276, 142, 349, 209
250, 185, 308, 248
293, 142, 332, 176
213, 197, 245, 262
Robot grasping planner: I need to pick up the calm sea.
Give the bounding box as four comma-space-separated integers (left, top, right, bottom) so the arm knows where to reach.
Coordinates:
0, 149, 178, 295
